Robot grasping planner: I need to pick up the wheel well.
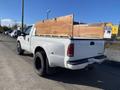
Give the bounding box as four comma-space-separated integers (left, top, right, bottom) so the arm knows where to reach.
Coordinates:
34, 47, 48, 58
34, 47, 45, 54
17, 41, 20, 42
17, 41, 21, 46
34, 47, 49, 64
17, 41, 20, 43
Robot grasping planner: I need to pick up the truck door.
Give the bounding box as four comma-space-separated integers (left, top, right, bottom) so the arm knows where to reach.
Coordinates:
23, 26, 32, 52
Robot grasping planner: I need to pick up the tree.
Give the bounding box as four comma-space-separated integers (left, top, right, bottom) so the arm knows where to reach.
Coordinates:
0, 26, 4, 33
2, 26, 11, 31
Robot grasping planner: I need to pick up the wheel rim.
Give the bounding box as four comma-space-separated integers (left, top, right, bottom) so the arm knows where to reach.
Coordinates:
35, 56, 42, 71
17, 43, 21, 52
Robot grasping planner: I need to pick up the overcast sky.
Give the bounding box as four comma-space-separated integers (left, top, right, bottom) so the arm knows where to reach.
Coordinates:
0, 0, 120, 24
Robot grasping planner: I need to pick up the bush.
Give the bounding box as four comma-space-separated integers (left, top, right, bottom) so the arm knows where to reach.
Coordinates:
2, 26, 12, 31
111, 34, 117, 40
0, 26, 12, 33
0, 26, 4, 33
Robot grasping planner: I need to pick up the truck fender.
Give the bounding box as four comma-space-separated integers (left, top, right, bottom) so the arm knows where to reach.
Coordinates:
34, 46, 51, 66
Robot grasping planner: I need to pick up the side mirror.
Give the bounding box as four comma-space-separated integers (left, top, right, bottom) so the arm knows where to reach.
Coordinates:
21, 32, 26, 37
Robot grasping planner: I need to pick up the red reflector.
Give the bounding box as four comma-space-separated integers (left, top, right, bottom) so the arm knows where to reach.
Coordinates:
67, 43, 74, 57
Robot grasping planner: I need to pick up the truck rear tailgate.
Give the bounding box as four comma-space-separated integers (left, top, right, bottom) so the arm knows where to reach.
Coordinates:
72, 39, 105, 60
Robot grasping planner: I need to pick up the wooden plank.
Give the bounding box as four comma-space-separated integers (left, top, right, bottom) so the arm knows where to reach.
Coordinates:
35, 14, 104, 39
73, 25, 104, 38
35, 15, 73, 37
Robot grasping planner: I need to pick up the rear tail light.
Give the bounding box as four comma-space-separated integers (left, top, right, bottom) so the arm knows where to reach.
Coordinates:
67, 43, 74, 57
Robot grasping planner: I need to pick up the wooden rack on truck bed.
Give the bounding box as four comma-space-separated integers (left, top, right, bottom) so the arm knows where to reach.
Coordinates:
35, 14, 104, 39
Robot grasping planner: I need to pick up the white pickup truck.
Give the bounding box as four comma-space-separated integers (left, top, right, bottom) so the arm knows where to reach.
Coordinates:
17, 25, 106, 76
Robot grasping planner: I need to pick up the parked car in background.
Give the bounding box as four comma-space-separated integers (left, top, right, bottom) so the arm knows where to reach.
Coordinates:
0, 31, 2, 33
10, 30, 16, 37
10, 30, 22, 38
4, 30, 12, 35
14, 30, 22, 38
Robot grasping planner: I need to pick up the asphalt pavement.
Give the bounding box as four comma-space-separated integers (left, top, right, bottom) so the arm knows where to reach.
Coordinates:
0, 34, 120, 90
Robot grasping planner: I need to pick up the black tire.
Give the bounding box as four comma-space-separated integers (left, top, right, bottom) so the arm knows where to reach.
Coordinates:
34, 52, 46, 76
17, 42, 24, 55
34, 51, 55, 76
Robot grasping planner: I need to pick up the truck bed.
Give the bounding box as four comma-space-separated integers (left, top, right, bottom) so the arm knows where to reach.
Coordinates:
30, 36, 105, 68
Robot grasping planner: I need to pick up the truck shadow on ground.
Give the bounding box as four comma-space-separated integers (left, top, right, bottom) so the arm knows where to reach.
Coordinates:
18, 47, 120, 90
22, 53, 33, 57
0, 40, 16, 43
46, 62, 120, 90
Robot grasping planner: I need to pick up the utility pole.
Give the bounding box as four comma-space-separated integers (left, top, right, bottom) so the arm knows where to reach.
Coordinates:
0, 17, 1, 27
21, 0, 24, 32
46, 9, 51, 19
